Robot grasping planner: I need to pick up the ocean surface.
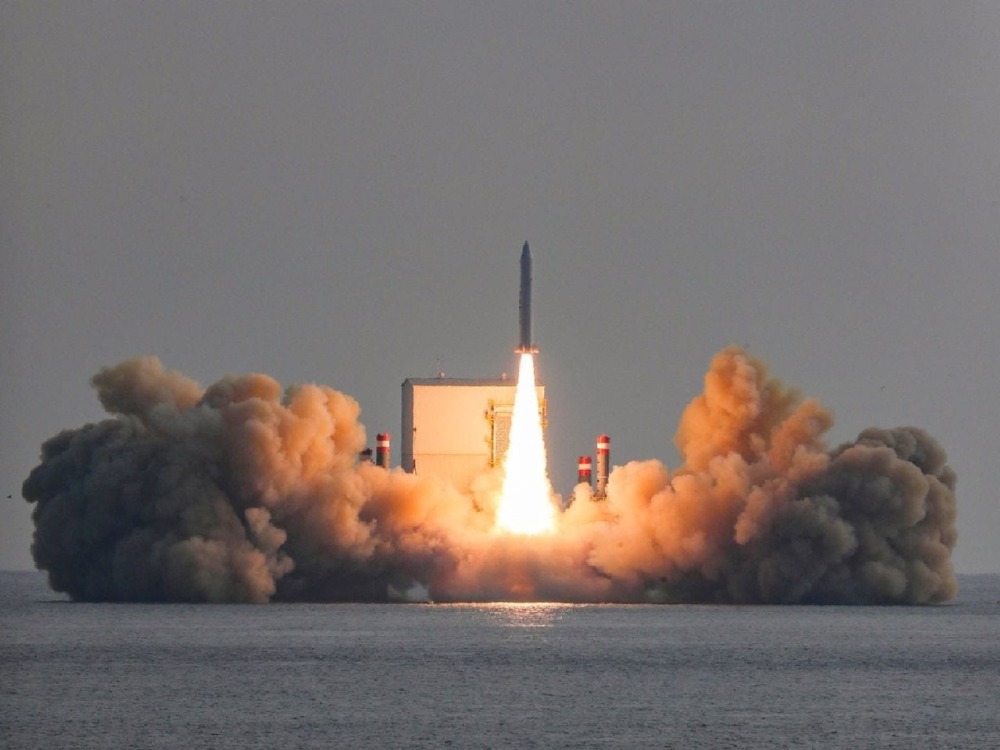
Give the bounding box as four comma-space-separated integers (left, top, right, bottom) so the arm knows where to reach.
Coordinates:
2, 572, 999, 749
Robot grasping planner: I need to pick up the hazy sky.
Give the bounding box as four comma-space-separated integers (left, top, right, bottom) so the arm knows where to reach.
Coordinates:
2, 2, 998, 573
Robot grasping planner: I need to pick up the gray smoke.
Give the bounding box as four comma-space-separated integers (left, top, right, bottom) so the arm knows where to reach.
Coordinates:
21, 349, 957, 604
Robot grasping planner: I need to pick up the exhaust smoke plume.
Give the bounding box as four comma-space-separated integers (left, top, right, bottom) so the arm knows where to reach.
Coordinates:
22, 347, 957, 604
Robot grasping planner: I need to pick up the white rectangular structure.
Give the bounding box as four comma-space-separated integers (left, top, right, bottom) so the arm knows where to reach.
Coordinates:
401, 378, 546, 491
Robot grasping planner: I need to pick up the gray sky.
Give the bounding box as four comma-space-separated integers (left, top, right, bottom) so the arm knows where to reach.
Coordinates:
2, 2, 998, 573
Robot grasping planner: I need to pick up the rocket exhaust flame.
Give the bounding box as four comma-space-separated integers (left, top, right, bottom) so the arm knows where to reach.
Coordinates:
494, 353, 556, 535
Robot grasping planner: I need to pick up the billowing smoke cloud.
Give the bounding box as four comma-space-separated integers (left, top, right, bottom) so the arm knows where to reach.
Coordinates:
21, 348, 957, 604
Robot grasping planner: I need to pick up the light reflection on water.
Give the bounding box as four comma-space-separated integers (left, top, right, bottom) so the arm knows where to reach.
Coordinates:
480, 601, 567, 628
437, 601, 570, 628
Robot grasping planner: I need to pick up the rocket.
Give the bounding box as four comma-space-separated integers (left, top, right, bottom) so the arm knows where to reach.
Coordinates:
516, 242, 538, 353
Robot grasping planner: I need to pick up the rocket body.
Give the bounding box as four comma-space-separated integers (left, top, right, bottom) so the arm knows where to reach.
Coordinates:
517, 242, 538, 353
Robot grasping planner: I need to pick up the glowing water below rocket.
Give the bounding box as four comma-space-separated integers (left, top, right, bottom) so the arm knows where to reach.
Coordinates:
495, 353, 556, 535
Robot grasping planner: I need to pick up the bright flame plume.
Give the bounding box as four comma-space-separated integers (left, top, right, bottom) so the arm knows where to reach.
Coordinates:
495, 353, 556, 535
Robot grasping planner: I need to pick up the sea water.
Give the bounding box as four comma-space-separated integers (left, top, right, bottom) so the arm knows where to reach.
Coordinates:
2, 572, 998, 749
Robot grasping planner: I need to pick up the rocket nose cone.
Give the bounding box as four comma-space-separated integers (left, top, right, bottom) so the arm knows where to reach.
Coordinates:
522, 241, 530, 257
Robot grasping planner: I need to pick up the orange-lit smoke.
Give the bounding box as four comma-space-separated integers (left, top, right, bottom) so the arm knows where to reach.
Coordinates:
494, 353, 556, 535
22, 347, 958, 604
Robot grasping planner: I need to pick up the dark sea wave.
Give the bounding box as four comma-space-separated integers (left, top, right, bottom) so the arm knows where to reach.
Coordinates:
2, 572, 998, 749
